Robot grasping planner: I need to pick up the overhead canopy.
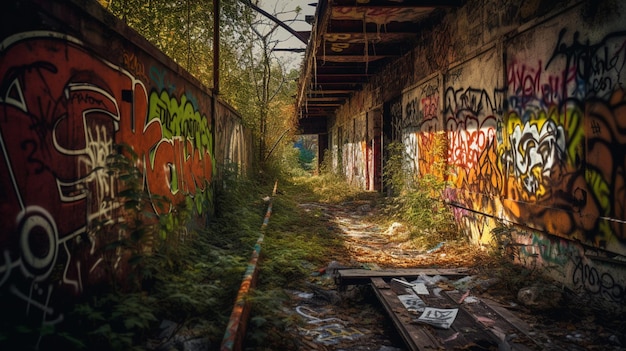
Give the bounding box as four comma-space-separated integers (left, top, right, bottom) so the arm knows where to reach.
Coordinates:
296, 0, 464, 134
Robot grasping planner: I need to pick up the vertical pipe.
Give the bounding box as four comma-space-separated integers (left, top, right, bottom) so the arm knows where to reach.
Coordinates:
212, 0, 219, 187
187, 0, 191, 70
213, 0, 220, 95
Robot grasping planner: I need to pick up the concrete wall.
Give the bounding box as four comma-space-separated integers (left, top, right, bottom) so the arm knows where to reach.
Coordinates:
329, 0, 626, 306
0, 0, 253, 325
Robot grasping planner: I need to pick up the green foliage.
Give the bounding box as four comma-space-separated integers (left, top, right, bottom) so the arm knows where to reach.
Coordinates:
280, 146, 310, 177
402, 174, 459, 246
380, 140, 460, 247
244, 288, 293, 347
298, 146, 315, 170
66, 292, 158, 351
102, 0, 248, 86
17, 146, 268, 350
103, 144, 171, 290
101, 0, 300, 160
243, 178, 348, 349
382, 142, 408, 196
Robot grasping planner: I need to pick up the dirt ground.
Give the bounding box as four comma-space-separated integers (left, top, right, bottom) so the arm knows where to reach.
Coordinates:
276, 200, 626, 351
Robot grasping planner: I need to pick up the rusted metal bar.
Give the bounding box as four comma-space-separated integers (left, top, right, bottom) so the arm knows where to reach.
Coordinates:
239, 0, 308, 44
213, 0, 220, 94
220, 181, 278, 351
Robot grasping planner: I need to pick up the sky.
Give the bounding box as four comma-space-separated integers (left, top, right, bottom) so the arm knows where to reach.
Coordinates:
253, 0, 317, 70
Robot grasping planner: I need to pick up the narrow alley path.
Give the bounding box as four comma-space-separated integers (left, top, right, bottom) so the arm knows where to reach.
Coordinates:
278, 200, 413, 351
267, 198, 625, 351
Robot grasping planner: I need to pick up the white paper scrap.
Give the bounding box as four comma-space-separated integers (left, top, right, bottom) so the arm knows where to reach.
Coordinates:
397, 294, 426, 313
417, 307, 459, 329
411, 282, 429, 295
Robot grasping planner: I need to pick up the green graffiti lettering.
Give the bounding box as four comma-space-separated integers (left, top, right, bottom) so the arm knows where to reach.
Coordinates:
148, 90, 213, 157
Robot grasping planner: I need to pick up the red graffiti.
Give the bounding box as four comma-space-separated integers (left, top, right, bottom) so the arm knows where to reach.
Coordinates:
506, 60, 578, 108
447, 114, 497, 169
421, 95, 439, 121
0, 32, 214, 299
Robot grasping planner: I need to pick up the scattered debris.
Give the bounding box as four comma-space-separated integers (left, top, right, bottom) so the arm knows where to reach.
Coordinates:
278, 201, 626, 351
384, 222, 406, 236
416, 307, 459, 329
425, 241, 445, 254
517, 284, 563, 309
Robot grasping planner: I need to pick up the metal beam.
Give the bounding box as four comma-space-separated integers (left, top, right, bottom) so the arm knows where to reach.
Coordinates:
239, 0, 309, 44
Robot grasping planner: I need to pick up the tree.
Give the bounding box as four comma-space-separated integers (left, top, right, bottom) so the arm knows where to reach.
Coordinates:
99, 0, 251, 91
236, 1, 302, 165
99, 0, 303, 169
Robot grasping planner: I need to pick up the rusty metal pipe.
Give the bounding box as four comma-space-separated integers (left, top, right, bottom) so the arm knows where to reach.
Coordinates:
220, 181, 278, 351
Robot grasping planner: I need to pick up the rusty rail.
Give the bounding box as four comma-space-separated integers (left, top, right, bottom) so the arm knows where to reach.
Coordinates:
220, 181, 278, 351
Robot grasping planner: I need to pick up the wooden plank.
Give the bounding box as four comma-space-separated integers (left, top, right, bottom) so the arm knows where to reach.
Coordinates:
370, 278, 443, 351
371, 277, 390, 289
368, 274, 539, 351
338, 268, 469, 285
443, 290, 537, 350
418, 289, 500, 349
480, 298, 541, 350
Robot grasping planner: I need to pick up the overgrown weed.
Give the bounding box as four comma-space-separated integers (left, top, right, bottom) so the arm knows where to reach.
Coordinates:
242, 171, 356, 349
376, 141, 463, 250
23, 154, 274, 350
290, 152, 372, 204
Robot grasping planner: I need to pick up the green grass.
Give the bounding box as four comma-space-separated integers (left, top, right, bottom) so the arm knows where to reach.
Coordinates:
3, 156, 466, 350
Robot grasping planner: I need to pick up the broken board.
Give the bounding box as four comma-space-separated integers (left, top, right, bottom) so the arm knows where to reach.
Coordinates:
339, 269, 539, 351
337, 267, 470, 285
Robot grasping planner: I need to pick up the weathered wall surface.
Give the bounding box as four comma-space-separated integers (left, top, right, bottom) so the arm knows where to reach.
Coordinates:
330, 0, 626, 306
215, 103, 254, 179
0, 0, 252, 328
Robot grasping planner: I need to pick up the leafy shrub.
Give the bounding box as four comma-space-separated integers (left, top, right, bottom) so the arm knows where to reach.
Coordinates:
381, 139, 460, 247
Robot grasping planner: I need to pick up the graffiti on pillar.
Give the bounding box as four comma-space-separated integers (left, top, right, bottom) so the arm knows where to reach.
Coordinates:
387, 96, 403, 142
343, 117, 367, 188
401, 76, 442, 177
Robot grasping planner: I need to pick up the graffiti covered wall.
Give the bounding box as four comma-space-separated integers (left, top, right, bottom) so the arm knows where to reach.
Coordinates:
330, 0, 626, 305
503, 8, 626, 253
215, 103, 254, 180
402, 74, 443, 179
444, 48, 506, 244
0, 0, 251, 334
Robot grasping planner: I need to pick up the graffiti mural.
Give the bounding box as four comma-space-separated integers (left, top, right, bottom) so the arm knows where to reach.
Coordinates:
146, 88, 214, 214
330, 0, 626, 306
504, 20, 626, 252
515, 230, 625, 304
0, 23, 235, 342
401, 76, 442, 177
442, 48, 505, 243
